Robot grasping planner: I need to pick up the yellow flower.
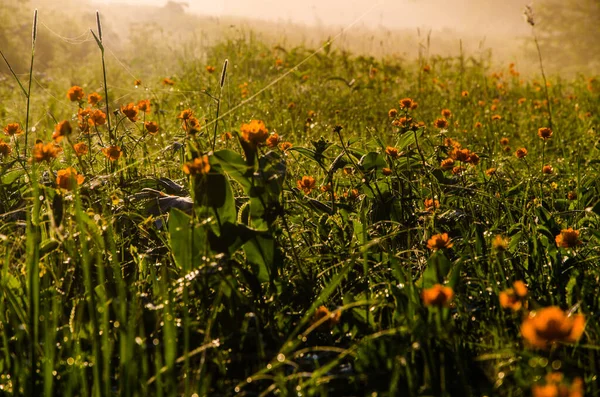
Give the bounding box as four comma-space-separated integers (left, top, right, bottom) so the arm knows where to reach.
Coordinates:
56, 167, 84, 190
183, 155, 211, 176
521, 306, 585, 349
427, 233, 453, 251
421, 284, 453, 307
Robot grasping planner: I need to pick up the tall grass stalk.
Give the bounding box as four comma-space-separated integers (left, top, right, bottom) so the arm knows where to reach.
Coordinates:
91, 11, 113, 142
24, 9, 38, 160
212, 59, 228, 151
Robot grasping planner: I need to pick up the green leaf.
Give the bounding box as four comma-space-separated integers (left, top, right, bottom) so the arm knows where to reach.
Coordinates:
243, 234, 275, 283
213, 150, 252, 191
168, 208, 206, 270
360, 152, 386, 171
194, 165, 237, 226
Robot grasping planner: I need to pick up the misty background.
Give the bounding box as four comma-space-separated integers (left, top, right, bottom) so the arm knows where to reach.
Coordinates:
1, 0, 599, 79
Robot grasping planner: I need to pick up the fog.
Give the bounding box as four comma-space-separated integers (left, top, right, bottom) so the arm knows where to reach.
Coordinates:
97, 0, 531, 35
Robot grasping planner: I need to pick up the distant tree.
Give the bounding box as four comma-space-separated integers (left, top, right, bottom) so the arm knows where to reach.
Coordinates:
534, 0, 600, 71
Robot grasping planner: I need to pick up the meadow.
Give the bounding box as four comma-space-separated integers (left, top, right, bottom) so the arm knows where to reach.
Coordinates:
0, 6, 599, 397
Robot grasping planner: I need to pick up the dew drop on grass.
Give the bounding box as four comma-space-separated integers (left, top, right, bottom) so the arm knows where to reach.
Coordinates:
234, 387, 240, 393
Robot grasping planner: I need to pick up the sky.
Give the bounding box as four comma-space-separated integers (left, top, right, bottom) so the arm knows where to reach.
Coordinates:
96, 0, 532, 35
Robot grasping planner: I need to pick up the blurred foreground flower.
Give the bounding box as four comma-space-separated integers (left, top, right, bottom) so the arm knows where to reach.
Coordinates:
422, 284, 453, 307
56, 167, 84, 190
521, 306, 585, 349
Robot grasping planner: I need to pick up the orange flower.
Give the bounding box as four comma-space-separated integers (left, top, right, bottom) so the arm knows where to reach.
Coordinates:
0, 141, 12, 157
73, 142, 88, 156
67, 86, 84, 102
492, 234, 509, 251
87, 92, 102, 106
52, 120, 72, 142
144, 121, 159, 134
56, 167, 84, 190
399, 98, 413, 109
538, 127, 553, 140
542, 165, 554, 174
102, 145, 122, 161
461, 90, 469, 97
485, 167, 497, 176
3, 123, 24, 136
421, 284, 453, 307
297, 176, 316, 194
452, 166, 465, 175
532, 373, 584, 397
518, 97, 526, 105
491, 114, 502, 121
183, 155, 211, 176
134, 79, 142, 86
440, 158, 455, 170
441, 109, 452, 118
221, 132, 233, 141
32, 142, 62, 163
137, 99, 151, 114
266, 133, 280, 148
88, 109, 107, 126
183, 117, 202, 135
385, 146, 401, 159
450, 148, 471, 162
279, 141, 293, 152
427, 233, 453, 251
382, 167, 392, 176
424, 198, 439, 212
474, 122, 482, 128
499, 281, 527, 311
434, 118, 448, 129
422, 65, 431, 73
555, 228, 581, 248
444, 138, 461, 148
206, 65, 216, 73
567, 191, 577, 201
388, 108, 398, 118
177, 109, 194, 121
162, 77, 175, 86
521, 306, 585, 349
120, 103, 139, 122
515, 147, 528, 159
312, 306, 341, 329
241, 120, 269, 147
500, 137, 509, 146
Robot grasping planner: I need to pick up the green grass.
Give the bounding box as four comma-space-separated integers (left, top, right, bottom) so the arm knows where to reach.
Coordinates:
0, 9, 599, 397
